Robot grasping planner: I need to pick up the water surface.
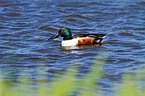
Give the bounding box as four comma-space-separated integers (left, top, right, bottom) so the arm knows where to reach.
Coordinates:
0, 0, 145, 95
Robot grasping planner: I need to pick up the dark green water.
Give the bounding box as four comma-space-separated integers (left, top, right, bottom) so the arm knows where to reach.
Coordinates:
0, 0, 145, 95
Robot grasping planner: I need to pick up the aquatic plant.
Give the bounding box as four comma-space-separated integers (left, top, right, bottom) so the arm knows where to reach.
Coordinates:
0, 52, 145, 96
115, 66, 145, 96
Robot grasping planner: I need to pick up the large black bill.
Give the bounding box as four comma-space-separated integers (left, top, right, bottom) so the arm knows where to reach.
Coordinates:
48, 33, 59, 40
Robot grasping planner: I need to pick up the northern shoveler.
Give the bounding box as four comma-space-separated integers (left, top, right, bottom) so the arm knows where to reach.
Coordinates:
49, 27, 106, 46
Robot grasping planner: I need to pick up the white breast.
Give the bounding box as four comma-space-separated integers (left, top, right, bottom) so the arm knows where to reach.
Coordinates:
61, 38, 80, 46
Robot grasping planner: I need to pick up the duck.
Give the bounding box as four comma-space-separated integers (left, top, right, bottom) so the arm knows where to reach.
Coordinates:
48, 27, 106, 46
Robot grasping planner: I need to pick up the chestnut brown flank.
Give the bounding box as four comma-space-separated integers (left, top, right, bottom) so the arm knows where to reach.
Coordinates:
77, 38, 95, 45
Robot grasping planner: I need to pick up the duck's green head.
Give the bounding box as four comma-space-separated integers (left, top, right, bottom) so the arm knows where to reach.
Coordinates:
49, 27, 72, 40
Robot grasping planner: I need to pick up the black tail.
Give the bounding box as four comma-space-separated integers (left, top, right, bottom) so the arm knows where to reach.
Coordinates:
94, 34, 106, 43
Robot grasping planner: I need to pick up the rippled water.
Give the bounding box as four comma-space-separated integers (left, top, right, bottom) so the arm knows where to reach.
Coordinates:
0, 0, 145, 95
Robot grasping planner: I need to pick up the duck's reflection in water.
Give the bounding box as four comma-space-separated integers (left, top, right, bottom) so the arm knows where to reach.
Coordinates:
61, 44, 103, 54
62, 43, 102, 50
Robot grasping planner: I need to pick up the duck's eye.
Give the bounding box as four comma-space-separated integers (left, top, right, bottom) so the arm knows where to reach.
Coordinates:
58, 29, 63, 34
